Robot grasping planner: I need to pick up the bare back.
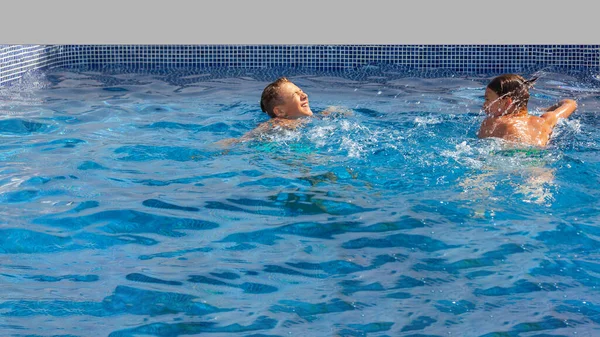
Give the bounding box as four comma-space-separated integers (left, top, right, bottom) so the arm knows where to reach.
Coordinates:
478, 99, 577, 147
478, 115, 553, 146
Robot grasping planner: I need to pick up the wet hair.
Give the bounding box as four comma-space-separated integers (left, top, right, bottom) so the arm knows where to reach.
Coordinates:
487, 74, 538, 111
260, 77, 290, 118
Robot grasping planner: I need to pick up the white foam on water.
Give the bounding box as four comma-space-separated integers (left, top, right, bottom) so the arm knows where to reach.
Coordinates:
556, 118, 582, 134
307, 125, 336, 148
340, 136, 364, 158
414, 116, 442, 126
441, 141, 485, 169
260, 127, 303, 144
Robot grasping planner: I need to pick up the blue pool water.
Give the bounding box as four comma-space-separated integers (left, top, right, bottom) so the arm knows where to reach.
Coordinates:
0, 67, 599, 337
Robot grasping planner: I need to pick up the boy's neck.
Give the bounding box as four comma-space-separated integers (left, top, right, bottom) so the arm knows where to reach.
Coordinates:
486, 108, 528, 119
505, 109, 529, 118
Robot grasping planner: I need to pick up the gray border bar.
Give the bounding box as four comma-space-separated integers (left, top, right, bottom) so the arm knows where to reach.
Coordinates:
1, 0, 598, 44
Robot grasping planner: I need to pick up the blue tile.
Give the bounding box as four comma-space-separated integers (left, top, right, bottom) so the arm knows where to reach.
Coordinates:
2, 45, 600, 86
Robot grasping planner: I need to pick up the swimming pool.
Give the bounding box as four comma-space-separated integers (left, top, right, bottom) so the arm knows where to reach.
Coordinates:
1, 66, 599, 336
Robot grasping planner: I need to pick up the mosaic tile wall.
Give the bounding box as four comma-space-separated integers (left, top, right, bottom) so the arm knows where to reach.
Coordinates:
0, 45, 59, 85
1, 45, 600, 85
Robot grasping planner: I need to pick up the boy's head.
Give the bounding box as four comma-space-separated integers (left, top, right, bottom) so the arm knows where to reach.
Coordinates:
260, 77, 313, 119
484, 74, 537, 116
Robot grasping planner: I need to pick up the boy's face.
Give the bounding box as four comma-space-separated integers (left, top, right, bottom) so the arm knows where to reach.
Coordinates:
273, 82, 313, 119
483, 88, 508, 117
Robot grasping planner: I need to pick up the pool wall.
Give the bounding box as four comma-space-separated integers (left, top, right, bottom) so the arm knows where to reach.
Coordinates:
1, 44, 599, 85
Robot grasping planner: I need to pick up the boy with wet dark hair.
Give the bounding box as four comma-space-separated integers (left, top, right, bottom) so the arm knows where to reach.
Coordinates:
478, 74, 577, 147
218, 77, 350, 146
259, 77, 313, 120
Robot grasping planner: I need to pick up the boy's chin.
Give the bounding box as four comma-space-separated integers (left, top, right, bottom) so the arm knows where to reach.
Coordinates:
298, 109, 313, 117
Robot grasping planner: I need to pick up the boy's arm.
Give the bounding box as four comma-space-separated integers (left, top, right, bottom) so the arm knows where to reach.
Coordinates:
238, 121, 274, 141
541, 99, 577, 128
216, 121, 272, 146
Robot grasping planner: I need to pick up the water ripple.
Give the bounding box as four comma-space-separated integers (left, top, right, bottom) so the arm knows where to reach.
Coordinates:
413, 243, 528, 273
270, 299, 362, 320
220, 220, 425, 246
142, 199, 200, 212
478, 316, 570, 337
188, 275, 277, 294
0, 229, 158, 254
114, 145, 207, 162
24, 274, 99, 282
34, 209, 218, 237
0, 118, 55, 134
474, 279, 561, 296
125, 273, 183, 286
139, 247, 213, 261
0, 285, 230, 317
342, 233, 456, 252
108, 316, 277, 337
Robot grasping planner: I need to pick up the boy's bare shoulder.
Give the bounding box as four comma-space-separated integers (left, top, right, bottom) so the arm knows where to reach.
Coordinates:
478, 118, 510, 138
494, 116, 552, 146
525, 115, 550, 128
216, 118, 307, 147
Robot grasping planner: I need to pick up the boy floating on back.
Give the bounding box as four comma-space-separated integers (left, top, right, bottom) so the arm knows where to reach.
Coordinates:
478, 74, 577, 147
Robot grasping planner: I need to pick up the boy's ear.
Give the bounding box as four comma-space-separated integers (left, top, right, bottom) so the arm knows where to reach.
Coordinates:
272, 106, 284, 118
